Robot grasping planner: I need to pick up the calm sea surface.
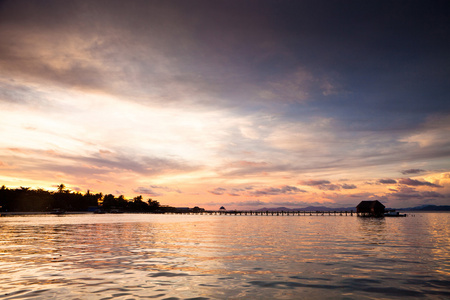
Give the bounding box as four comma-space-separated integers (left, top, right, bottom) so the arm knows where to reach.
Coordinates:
0, 213, 449, 299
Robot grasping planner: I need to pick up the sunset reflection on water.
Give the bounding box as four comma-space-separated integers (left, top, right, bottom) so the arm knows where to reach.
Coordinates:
0, 213, 449, 299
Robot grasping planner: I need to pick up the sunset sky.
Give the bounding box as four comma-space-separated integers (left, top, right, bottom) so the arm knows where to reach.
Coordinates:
1, 0, 449, 209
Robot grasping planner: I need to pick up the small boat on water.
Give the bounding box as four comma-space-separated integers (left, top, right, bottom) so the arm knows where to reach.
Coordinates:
384, 211, 407, 217
50, 209, 66, 215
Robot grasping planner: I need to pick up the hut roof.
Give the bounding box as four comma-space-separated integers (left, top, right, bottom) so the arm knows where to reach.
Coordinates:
356, 200, 385, 212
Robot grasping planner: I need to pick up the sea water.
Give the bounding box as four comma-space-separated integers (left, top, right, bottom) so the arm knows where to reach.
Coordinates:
0, 213, 449, 299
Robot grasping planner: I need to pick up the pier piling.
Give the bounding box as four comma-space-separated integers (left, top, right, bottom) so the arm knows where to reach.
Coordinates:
171, 210, 355, 216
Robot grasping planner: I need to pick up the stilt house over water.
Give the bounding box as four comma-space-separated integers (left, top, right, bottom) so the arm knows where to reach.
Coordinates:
356, 200, 385, 217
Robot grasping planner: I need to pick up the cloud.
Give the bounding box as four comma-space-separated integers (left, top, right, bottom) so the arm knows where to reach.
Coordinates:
260, 69, 315, 103
389, 187, 445, 201
209, 187, 227, 195
235, 200, 267, 206
228, 160, 268, 168
208, 185, 307, 197
341, 183, 357, 189
397, 186, 417, 193
133, 187, 162, 197
1, 0, 449, 209
420, 191, 445, 198
205, 199, 331, 208
318, 184, 341, 191
249, 185, 306, 196
398, 178, 442, 188
150, 185, 182, 193
210, 200, 267, 207
390, 192, 422, 200
0, 161, 12, 168
401, 169, 425, 175
1, 147, 197, 177
300, 180, 357, 191
231, 186, 254, 192
378, 179, 397, 184
300, 180, 331, 186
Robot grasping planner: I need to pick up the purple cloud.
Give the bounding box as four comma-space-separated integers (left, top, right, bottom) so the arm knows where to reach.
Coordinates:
209, 187, 227, 195
420, 191, 445, 198
318, 184, 340, 191
227, 186, 255, 194
341, 183, 357, 189
388, 186, 445, 201
228, 192, 241, 197
300, 180, 356, 191
390, 190, 445, 200
379, 179, 397, 184
401, 169, 425, 175
300, 180, 331, 186
249, 185, 307, 196
391, 192, 422, 199
399, 178, 442, 188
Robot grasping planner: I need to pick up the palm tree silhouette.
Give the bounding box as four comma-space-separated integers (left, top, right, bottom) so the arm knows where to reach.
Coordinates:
57, 184, 65, 193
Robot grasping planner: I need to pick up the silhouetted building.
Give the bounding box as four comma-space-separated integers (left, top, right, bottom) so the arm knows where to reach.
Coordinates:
219, 206, 226, 210
175, 207, 190, 213
356, 200, 385, 217
192, 206, 205, 213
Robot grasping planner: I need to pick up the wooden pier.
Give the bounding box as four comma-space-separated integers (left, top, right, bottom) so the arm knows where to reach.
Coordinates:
170, 210, 354, 216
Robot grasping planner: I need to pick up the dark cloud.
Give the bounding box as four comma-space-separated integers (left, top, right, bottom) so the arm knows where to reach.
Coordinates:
341, 183, 357, 189
399, 178, 442, 188
300, 180, 331, 186
300, 180, 358, 191
378, 179, 397, 184
2, 0, 448, 116
249, 185, 306, 196
397, 186, 417, 194
401, 169, 426, 175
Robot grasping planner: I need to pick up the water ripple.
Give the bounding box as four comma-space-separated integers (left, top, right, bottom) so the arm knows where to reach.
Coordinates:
0, 213, 449, 299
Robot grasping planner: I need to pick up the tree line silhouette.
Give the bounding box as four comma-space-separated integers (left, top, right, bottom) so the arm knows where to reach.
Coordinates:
0, 184, 174, 213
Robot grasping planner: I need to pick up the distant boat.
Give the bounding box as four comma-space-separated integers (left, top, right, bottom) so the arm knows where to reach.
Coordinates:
384, 211, 407, 217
